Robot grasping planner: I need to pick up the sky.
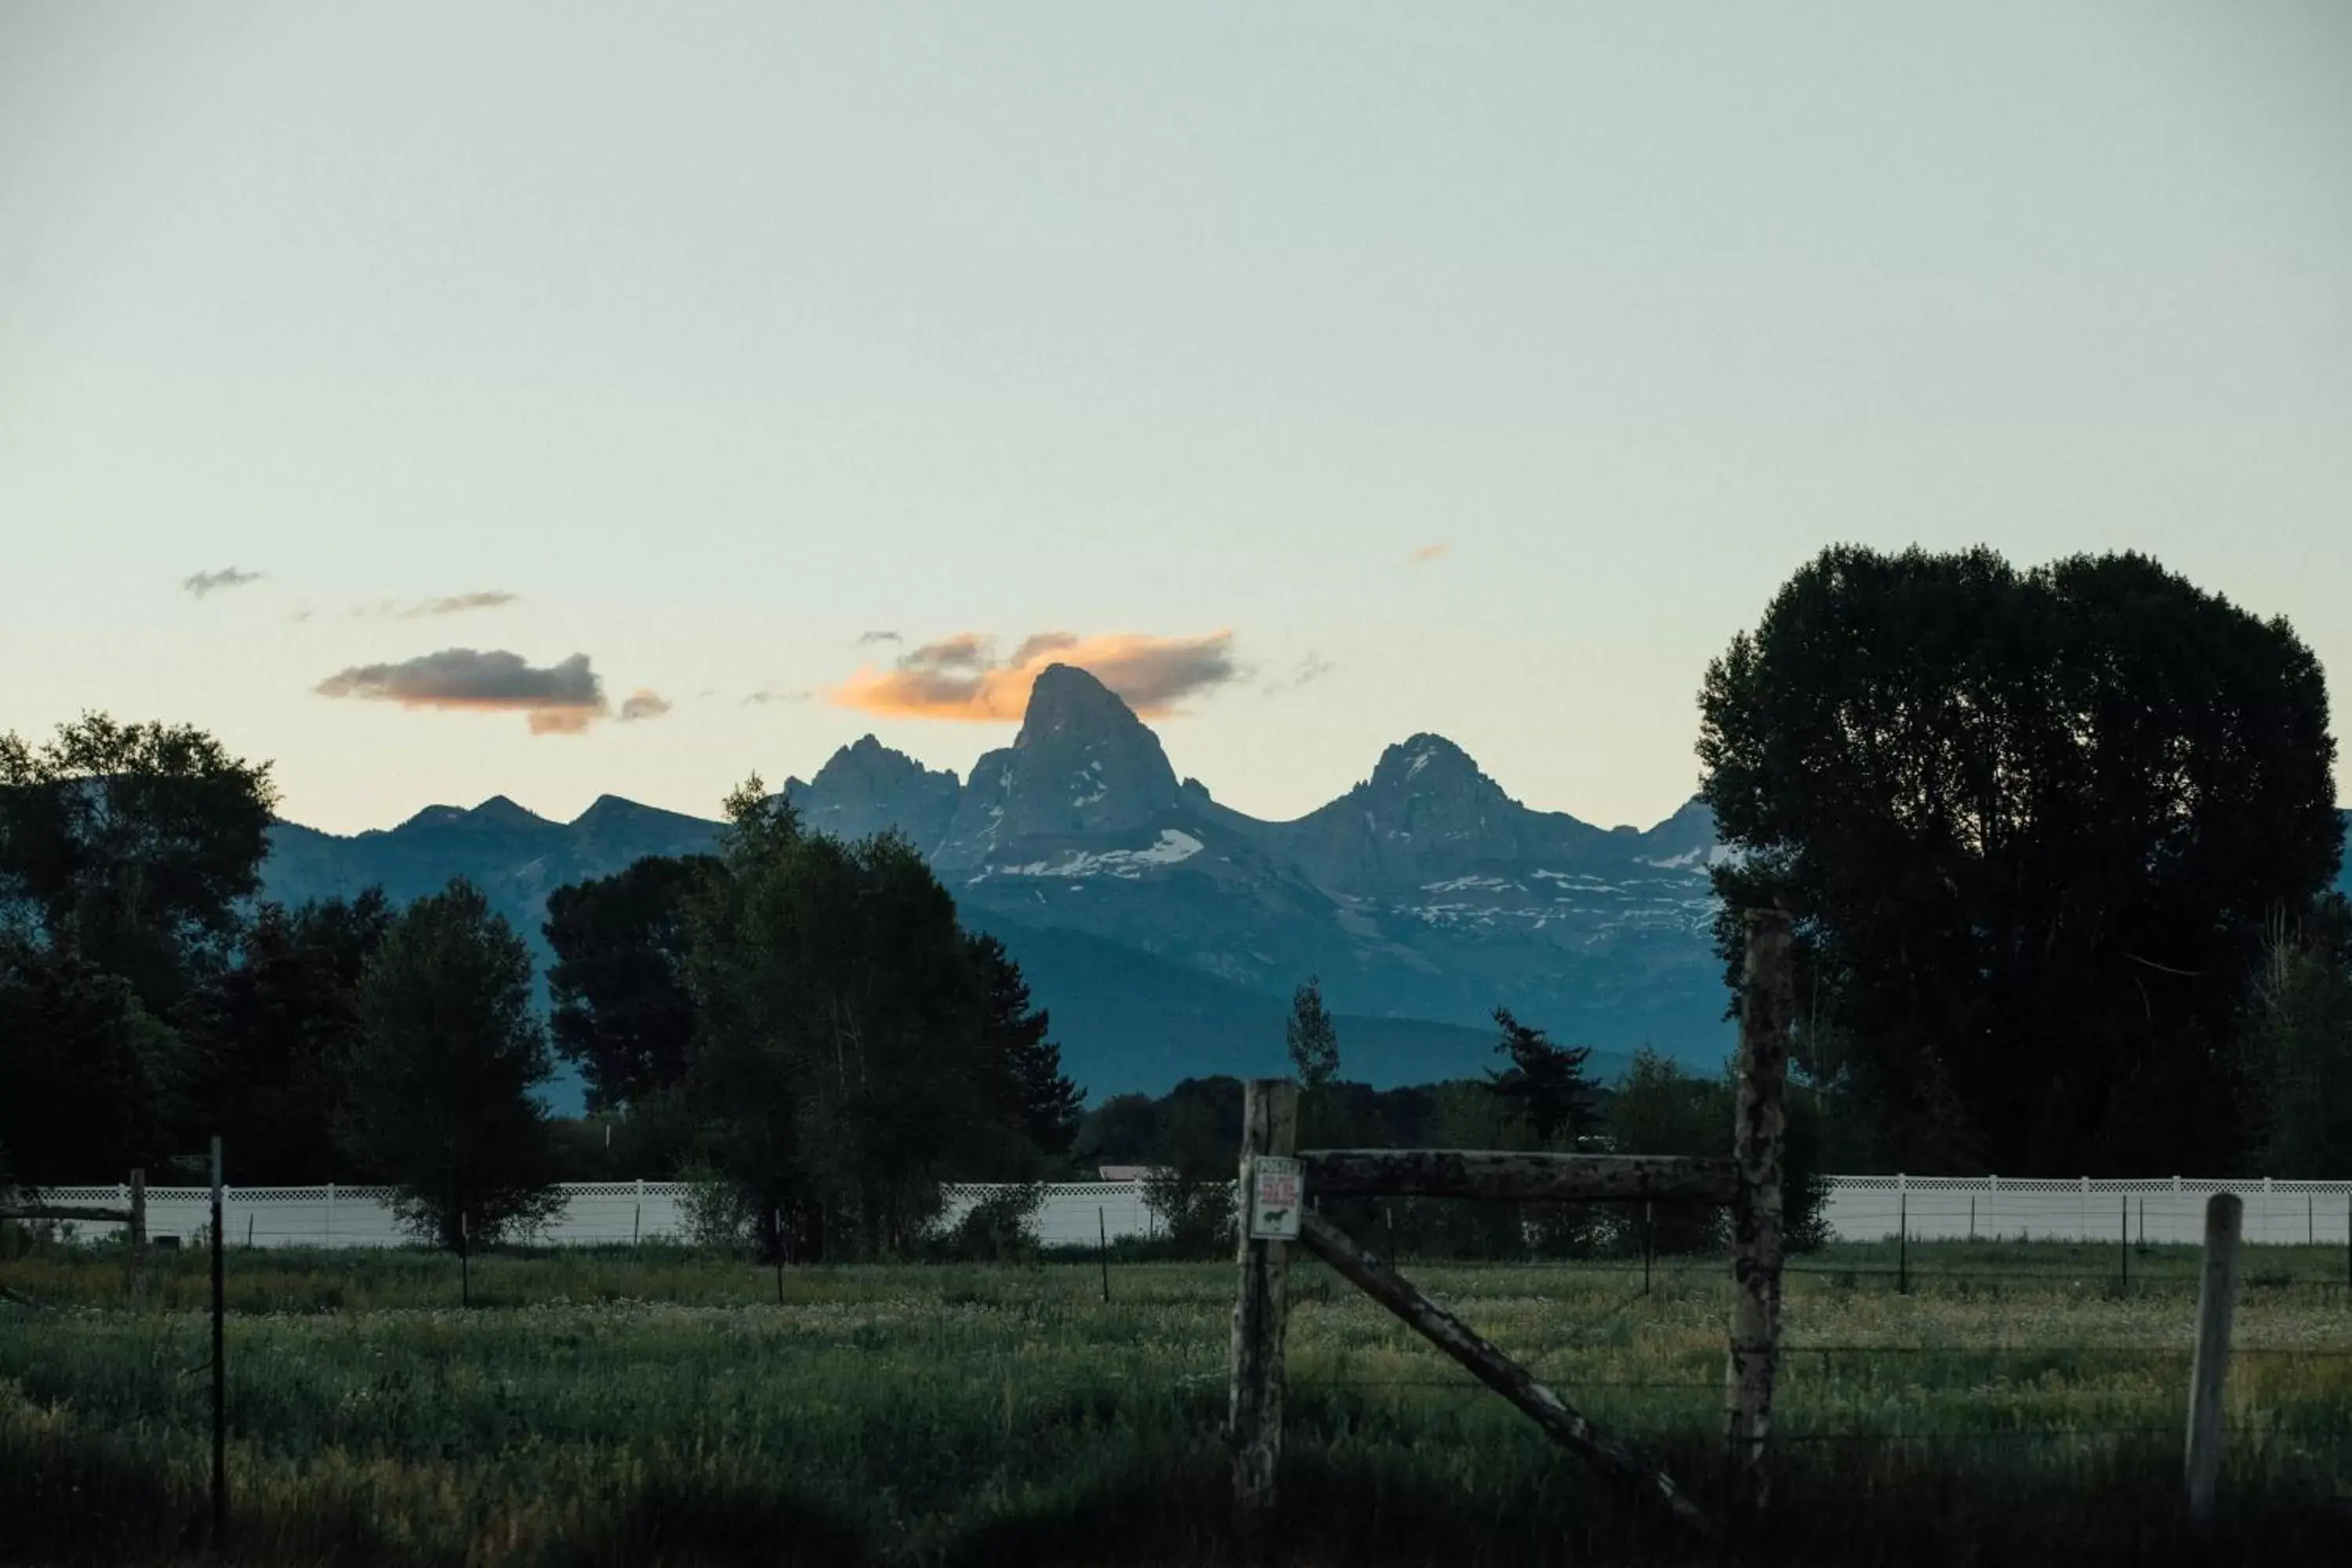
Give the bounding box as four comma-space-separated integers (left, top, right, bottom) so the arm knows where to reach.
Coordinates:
3, 3, 2348, 837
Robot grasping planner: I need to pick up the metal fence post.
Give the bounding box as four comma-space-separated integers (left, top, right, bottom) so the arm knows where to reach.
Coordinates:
209, 1137, 227, 1548
1896, 1175, 1907, 1294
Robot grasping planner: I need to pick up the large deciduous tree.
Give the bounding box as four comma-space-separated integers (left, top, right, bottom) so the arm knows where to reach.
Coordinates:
0, 935, 176, 1188
544, 855, 716, 1112
343, 880, 562, 1247
1699, 546, 2340, 1174
682, 780, 1034, 1259
0, 714, 277, 1010
175, 891, 392, 1184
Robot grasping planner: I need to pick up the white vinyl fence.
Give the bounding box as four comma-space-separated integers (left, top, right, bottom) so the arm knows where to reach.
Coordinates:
27, 1176, 2352, 1251
30, 1181, 1163, 1250
1820, 1174, 2352, 1248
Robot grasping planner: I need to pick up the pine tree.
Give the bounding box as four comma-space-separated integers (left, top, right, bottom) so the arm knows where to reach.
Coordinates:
1485, 1007, 1595, 1148
967, 931, 1084, 1163
1286, 975, 1341, 1091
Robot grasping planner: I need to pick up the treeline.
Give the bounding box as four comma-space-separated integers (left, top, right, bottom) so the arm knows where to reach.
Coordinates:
9, 543, 2349, 1252
1066, 985, 1829, 1260
0, 722, 1080, 1259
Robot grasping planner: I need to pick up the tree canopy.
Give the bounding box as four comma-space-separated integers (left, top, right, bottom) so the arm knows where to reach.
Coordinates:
545, 855, 715, 1112
1485, 1006, 1597, 1149
681, 779, 1055, 1258
967, 930, 1084, 1165
1699, 546, 2341, 1174
0, 714, 278, 1010
175, 891, 392, 1184
343, 879, 563, 1247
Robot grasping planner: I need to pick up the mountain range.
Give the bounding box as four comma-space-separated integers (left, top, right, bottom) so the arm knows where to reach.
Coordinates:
261, 663, 2352, 1112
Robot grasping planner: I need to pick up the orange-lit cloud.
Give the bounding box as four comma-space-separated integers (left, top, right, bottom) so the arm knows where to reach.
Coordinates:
617, 689, 672, 722
315, 648, 608, 735
830, 630, 1237, 720
1407, 543, 1450, 565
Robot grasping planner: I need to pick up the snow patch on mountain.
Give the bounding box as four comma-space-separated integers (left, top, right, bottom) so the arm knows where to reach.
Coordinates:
984, 829, 1207, 882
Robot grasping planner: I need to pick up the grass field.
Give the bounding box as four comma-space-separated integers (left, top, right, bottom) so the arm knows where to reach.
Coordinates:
2, 1240, 2348, 1566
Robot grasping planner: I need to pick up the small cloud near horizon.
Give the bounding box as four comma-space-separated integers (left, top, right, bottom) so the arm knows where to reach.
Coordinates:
1261, 650, 1335, 695
401, 591, 518, 618
617, 689, 672, 722
314, 648, 608, 735
1407, 543, 1450, 566
830, 630, 1237, 720
855, 630, 902, 645
183, 567, 263, 597
742, 683, 812, 706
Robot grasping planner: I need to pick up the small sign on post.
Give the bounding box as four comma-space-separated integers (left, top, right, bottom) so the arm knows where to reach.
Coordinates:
1248, 1156, 1303, 1241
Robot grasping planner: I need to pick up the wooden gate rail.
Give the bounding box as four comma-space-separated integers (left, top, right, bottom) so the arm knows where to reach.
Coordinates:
1297, 1208, 1714, 1538
1298, 1150, 1737, 1203
1227, 909, 1794, 1547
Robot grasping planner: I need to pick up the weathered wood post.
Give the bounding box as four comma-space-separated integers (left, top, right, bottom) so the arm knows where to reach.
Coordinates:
1229, 1077, 1299, 1538
2185, 1192, 2242, 1534
1726, 907, 1791, 1504
129, 1168, 147, 1301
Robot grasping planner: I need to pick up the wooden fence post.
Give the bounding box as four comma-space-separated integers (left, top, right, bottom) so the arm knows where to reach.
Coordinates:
1229, 1078, 1298, 1538
129, 1168, 147, 1301
1726, 907, 1791, 1504
2185, 1192, 2242, 1534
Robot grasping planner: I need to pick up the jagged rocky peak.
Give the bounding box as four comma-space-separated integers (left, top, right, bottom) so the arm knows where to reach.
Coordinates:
810, 734, 959, 796
934, 665, 1185, 867
1367, 734, 1504, 799
1011, 665, 1182, 822
788, 735, 961, 851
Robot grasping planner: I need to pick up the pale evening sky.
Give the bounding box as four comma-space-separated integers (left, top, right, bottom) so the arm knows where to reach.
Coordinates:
2, 3, 2347, 835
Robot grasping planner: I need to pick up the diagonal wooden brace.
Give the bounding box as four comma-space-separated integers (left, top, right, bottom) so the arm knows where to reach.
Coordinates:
1297, 1210, 1715, 1543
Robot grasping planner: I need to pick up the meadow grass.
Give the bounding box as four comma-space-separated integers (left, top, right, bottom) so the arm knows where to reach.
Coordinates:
2, 1243, 2348, 1565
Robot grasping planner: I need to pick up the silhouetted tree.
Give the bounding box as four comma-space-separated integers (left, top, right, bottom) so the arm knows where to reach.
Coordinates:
1700, 546, 2341, 1173
544, 855, 716, 1112
343, 880, 562, 1247
1485, 1007, 1596, 1148
967, 931, 1084, 1164
0, 935, 176, 1187
0, 714, 276, 1011
683, 779, 1028, 1259
2242, 895, 2352, 1178
174, 891, 391, 1183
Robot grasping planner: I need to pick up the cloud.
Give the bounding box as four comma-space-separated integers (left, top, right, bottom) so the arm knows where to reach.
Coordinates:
830, 630, 1238, 720
855, 630, 902, 645
1406, 543, 1450, 565
401, 591, 518, 618
1261, 651, 1335, 696
742, 683, 812, 706
184, 567, 263, 597
617, 689, 672, 722
314, 648, 608, 735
